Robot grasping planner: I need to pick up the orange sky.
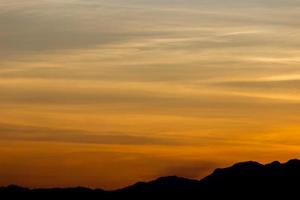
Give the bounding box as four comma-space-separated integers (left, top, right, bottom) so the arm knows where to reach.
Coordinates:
1, 0, 300, 189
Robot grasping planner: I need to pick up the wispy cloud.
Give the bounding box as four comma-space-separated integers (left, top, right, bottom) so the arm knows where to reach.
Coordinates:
1, 0, 300, 189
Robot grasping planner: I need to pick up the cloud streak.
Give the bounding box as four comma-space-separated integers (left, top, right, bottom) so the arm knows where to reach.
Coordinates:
1, 0, 300, 189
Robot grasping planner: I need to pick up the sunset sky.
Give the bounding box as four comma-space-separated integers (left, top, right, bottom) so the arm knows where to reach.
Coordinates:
1, 0, 300, 189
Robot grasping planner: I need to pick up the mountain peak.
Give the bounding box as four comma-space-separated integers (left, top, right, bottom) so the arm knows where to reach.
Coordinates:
265, 160, 281, 168
285, 159, 300, 166
205, 160, 264, 181
231, 161, 263, 170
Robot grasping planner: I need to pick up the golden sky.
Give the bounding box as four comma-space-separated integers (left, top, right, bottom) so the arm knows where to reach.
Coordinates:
1, 0, 300, 189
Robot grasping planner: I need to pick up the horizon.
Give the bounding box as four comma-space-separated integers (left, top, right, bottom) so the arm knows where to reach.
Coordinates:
1, 0, 300, 190
1, 158, 300, 190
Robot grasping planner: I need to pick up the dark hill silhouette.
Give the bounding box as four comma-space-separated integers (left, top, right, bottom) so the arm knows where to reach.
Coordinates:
2, 159, 300, 199
115, 176, 199, 197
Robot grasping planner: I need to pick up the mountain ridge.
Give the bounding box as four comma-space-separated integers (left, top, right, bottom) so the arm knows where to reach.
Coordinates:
2, 159, 300, 199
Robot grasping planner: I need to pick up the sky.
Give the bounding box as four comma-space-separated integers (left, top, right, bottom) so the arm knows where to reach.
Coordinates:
1, 0, 300, 189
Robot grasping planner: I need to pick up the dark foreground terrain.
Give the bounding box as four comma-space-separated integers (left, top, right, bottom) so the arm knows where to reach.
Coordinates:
2, 159, 300, 199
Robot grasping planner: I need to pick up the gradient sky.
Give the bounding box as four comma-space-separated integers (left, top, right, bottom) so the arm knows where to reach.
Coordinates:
1, 0, 300, 189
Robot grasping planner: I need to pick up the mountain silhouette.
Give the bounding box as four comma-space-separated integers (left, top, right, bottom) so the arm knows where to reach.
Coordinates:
2, 159, 300, 199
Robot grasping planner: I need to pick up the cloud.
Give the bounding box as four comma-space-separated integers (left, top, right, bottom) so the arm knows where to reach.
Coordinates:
0, 123, 181, 146
1, 0, 300, 189
1, 0, 300, 59
214, 79, 300, 92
